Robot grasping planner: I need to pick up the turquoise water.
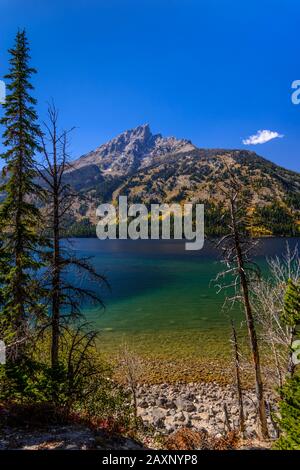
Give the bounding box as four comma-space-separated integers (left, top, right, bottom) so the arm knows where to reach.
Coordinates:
68, 237, 299, 334
65, 237, 299, 380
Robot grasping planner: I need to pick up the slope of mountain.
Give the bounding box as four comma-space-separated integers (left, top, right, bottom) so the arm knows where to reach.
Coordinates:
65, 125, 300, 237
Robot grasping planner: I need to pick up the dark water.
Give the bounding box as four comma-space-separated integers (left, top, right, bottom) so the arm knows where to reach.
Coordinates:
67, 237, 299, 340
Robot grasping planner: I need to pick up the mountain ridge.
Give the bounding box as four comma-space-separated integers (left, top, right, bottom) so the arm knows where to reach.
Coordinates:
70, 123, 296, 179
61, 124, 300, 237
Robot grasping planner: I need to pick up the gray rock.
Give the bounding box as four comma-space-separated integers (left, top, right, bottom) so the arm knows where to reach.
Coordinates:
139, 400, 149, 408
151, 407, 166, 427
198, 411, 209, 421
175, 411, 186, 423
184, 403, 196, 412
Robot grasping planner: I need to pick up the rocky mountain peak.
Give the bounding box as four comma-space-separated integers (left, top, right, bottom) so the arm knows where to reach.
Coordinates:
72, 124, 196, 176
129, 123, 152, 140
99, 123, 153, 156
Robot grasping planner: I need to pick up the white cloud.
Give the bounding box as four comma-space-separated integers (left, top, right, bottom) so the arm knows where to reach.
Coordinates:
242, 129, 283, 145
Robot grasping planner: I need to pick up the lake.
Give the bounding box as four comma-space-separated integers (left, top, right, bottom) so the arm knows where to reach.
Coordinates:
67, 237, 299, 382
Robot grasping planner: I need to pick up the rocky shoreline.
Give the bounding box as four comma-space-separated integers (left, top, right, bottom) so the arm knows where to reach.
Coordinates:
136, 382, 277, 439
0, 381, 278, 450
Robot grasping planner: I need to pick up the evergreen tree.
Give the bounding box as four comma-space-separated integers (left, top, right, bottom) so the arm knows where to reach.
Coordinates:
0, 30, 44, 362
282, 279, 300, 327
274, 279, 300, 449
275, 375, 300, 450
282, 279, 300, 376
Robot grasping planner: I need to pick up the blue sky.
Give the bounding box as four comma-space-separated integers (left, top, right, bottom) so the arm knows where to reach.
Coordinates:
0, 0, 300, 171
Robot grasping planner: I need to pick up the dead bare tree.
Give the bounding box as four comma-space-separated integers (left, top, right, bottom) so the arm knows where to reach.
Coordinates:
252, 243, 300, 386
215, 167, 269, 439
230, 318, 245, 437
118, 343, 143, 427
36, 103, 108, 370
60, 322, 100, 409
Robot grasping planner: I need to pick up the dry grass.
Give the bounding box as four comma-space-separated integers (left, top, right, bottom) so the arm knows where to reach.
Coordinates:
164, 427, 240, 450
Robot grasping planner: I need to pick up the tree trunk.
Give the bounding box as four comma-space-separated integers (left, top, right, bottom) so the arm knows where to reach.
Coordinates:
230, 319, 245, 437
51, 218, 60, 369
51, 131, 60, 369
12, 146, 26, 362
230, 199, 269, 439
132, 386, 138, 428
271, 338, 283, 388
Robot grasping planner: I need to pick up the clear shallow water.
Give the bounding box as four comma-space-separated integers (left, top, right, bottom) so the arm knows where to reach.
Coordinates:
65, 237, 299, 376
66, 237, 299, 331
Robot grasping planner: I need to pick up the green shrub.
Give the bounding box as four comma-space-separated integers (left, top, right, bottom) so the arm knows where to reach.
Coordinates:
0, 330, 134, 432
274, 375, 300, 450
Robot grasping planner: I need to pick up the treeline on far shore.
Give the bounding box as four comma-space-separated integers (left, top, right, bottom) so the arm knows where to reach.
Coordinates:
65, 199, 299, 239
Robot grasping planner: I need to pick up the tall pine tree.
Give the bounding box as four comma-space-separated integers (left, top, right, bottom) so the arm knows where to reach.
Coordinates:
275, 279, 300, 449
0, 30, 44, 363
282, 279, 300, 376
275, 374, 300, 450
